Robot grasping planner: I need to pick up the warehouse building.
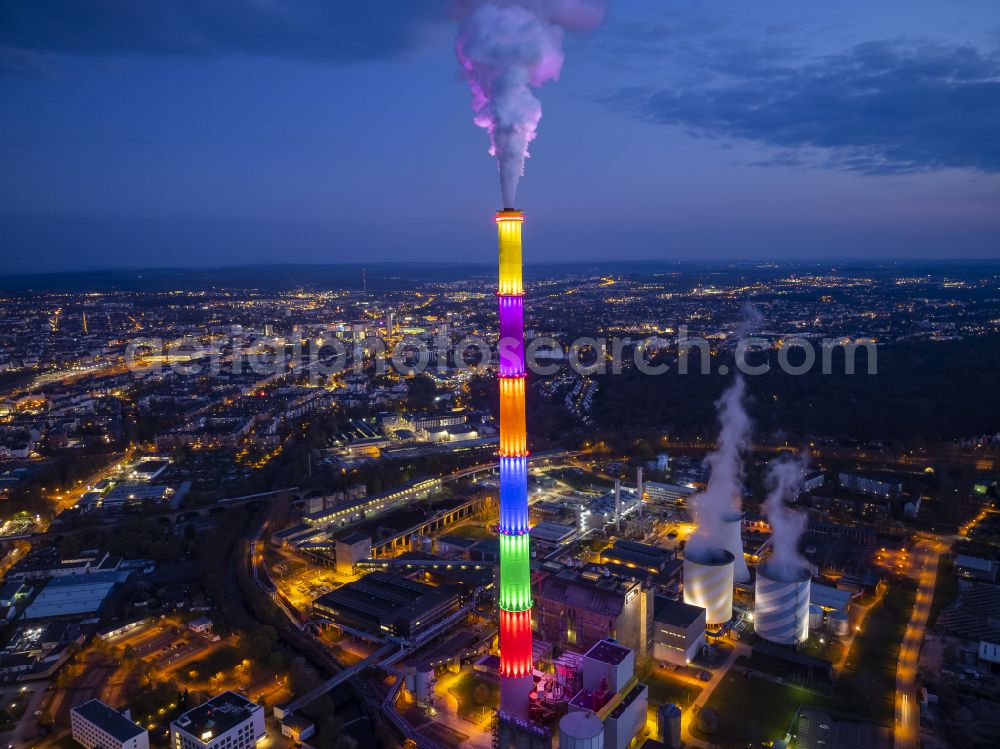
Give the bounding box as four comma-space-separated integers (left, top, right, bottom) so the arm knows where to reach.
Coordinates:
24, 571, 126, 620
312, 571, 463, 637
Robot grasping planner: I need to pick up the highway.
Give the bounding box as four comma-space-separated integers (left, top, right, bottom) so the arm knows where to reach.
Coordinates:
893, 537, 947, 749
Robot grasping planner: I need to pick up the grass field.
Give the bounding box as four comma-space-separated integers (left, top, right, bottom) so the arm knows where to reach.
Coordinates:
446, 671, 499, 722
635, 664, 702, 708
836, 579, 916, 723
0, 688, 33, 732
929, 553, 958, 625
694, 674, 845, 745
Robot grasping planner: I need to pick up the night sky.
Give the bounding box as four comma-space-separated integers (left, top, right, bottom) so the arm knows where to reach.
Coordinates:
1, 1, 998, 272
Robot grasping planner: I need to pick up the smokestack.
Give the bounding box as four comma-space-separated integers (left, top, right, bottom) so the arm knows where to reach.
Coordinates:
637, 466, 644, 518
496, 208, 532, 719
615, 479, 621, 533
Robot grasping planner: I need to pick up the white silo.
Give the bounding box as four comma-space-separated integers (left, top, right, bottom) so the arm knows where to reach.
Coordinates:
560, 711, 604, 749
683, 548, 735, 625
808, 604, 824, 630
414, 663, 434, 703
754, 562, 811, 646
721, 511, 750, 583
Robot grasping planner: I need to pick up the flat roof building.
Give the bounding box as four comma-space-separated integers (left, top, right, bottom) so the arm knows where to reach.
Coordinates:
652, 595, 706, 666
303, 477, 441, 530
312, 571, 463, 637
24, 570, 125, 620
170, 691, 264, 749
601, 539, 674, 574
71, 699, 148, 749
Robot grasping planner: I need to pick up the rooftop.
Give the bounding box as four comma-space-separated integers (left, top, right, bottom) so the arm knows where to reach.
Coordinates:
172, 691, 259, 741
337, 531, 371, 545
72, 699, 146, 742
585, 638, 632, 666
24, 571, 125, 620
653, 596, 705, 628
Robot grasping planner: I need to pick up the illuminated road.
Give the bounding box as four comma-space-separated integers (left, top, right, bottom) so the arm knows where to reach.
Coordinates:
893, 537, 947, 749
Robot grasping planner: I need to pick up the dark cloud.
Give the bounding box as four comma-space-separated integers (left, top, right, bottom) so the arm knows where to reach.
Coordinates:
607, 38, 1000, 174
0, 1, 447, 63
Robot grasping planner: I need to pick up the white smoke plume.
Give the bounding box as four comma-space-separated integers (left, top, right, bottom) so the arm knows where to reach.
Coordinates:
686, 376, 752, 561
763, 452, 810, 578
737, 301, 763, 338
455, 1, 607, 208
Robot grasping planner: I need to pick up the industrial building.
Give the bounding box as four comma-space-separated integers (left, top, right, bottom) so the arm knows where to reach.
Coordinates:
71, 699, 149, 749
535, 568, 651, 656
312, 571, 463, 637
563, 639, 648, 749
600, 539, 674, 575
24, 570, 126, 620
642, 481, 695, 509
170, 691, 264, 749
652, 596, 706, 666
303, 477, 442, 530
334, 531, 372, 575
836, 471, 902, 498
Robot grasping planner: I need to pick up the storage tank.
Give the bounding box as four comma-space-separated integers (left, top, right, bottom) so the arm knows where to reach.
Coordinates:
657, 703, 682, 749
808, 604, 824, 630
754, 562, 811, 646
414, 662, 434, 703
683, 548, 735, 625
559, 711, 604, 749
721, 511, 750, 583
827, 610, 850, 637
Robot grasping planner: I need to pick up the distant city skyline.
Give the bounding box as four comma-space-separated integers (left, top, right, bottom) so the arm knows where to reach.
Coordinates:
2, 0, 999, 272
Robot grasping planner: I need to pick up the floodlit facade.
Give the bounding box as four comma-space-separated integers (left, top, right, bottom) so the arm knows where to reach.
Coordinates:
71, 699, 148, 749
170, 691, 264, 749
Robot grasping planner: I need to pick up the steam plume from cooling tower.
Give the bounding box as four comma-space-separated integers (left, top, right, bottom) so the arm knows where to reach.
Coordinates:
455, 1, 607, 208
763, 452, 810, 579
737, 301, 763, 338
686, 376, 751, 561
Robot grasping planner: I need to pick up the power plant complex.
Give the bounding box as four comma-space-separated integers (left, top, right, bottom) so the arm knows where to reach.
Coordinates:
480, 207, 830, 749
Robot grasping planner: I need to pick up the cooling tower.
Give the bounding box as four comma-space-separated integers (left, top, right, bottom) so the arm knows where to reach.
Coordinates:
754, 562, 811, 646
683, 548, 735, 625
721, 511, 750, 583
